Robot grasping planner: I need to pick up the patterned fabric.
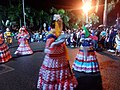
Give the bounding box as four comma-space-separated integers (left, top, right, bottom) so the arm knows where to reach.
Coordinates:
14, 34, 33, 55
72, 38, 99, 73
37, 36, 78, 90
0, 40, 12, 63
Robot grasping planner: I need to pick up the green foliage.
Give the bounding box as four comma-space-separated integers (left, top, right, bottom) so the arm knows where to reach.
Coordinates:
39, 10, 51, 26
0, 5, 5, 26
107, 0, 115, 14
89, 13, 99, 24
67, 12, 80, 29
57, 9, 65, 15
50, 7, 58, 14
50, 7, 70, 28
0, 2, 101, 30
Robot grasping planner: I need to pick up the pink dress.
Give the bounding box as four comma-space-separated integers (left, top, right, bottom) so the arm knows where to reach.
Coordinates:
0, 34, 12, 63
37, 35, 78, 90
14, 33, 33, 55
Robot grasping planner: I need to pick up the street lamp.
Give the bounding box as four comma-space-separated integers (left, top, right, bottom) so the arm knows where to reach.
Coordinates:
22, 0, 26, 27
82, 1, 92, 23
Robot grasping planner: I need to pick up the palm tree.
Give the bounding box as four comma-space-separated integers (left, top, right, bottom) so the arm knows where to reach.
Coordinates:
0, 5, 7, 27
7, 0, 23, 27
38, 10, 51, 30
89, 13, 99, 24
107, 0, 116, 14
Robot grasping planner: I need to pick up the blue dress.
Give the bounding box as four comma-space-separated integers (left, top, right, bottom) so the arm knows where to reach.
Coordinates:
72, 37, 99, 73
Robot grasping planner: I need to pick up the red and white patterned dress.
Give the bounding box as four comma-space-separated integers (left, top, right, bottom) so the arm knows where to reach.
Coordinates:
37, 35, 78, 90
14, 32, 33, 55
0, 34, 12, 63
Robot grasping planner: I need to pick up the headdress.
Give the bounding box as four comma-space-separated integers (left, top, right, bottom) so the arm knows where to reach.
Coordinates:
55, 21, 61, 37
82, 25, 90, 38
53, 14, 61, 21
49, 14, 62, 37
19, 26, 28, 34
6, 28, 10, 32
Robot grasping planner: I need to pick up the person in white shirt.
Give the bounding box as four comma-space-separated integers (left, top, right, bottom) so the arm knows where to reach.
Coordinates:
113, 30, 120, 56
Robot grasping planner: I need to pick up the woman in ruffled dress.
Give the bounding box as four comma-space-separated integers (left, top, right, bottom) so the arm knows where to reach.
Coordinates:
37, 15, 78, 90
0, 30, 12, 63
72, 26, 100, 73
14, 26, 33, 55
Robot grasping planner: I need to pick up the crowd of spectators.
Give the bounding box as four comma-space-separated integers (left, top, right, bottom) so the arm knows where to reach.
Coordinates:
0, 25, 120, 54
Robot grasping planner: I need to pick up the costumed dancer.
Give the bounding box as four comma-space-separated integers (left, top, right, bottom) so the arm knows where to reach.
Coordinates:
37, 14, 78, 90
14, 26, 33, 55
4, 28, 13, 46
0, 30, 12, 63
72, 25, 99, 73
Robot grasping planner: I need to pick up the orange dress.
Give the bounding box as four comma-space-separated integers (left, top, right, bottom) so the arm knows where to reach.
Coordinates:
0, 34, 12, 63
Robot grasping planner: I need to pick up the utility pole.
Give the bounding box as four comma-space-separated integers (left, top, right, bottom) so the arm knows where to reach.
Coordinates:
22, 0, 26, 27
116, 13, 120, 29
103, 0, 107, 26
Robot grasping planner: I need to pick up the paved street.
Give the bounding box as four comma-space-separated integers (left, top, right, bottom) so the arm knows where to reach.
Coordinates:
0, 41, 120, 90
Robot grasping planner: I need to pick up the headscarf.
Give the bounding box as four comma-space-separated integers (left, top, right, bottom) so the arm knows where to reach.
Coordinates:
82, 25, 90, 38
55, 21, 61, 37
48, 14, 62, 37
19, 26, 28, 34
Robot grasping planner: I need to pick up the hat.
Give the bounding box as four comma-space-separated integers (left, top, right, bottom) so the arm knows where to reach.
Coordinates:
19, 26, 28, 34
82, 25, 90, 38
53, 14, 61, 21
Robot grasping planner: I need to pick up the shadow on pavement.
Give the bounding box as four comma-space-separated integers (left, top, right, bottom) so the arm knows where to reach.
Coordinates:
9, 41, 45, 58
12, 50, 44, 58
73, 70, 102, 90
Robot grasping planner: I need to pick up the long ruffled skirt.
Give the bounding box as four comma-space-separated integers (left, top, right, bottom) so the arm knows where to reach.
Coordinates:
14, 40, 33, 55
72, 48, 99, 73
37, 55, 78, 90
0, 42, 12, 63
